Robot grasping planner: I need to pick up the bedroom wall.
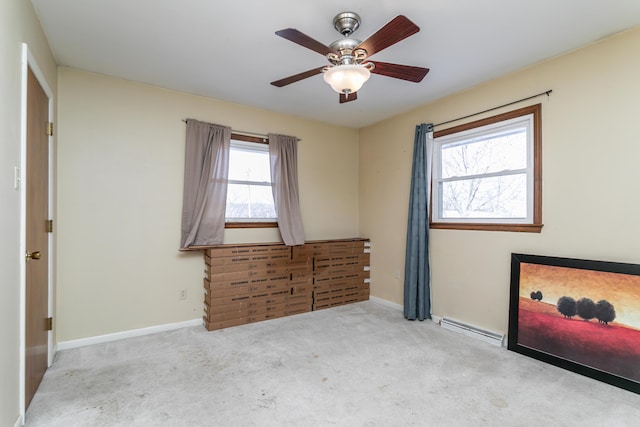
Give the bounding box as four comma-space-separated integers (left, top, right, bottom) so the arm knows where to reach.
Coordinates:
359, 26, 640, 334
56, 68, 360, 342
0, 0, 57, 424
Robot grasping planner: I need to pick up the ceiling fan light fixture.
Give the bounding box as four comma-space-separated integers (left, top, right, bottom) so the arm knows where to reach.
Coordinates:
323, 64, 371, 94
272, 14, 426, 103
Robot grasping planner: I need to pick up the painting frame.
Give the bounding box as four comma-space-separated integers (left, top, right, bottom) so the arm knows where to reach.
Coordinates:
508, 253, 640, 394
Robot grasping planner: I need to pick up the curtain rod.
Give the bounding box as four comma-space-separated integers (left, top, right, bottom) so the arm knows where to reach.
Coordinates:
181, 119, 301, 141
181, 119, 269, 139
433, 90, 552, 129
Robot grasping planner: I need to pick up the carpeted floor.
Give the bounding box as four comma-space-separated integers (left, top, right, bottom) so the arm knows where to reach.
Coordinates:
25, 300, 640, 426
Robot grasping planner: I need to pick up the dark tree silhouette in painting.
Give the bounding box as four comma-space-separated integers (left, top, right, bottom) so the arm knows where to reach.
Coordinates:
576, 297, 596, 321
595, 300, 616, 325
557, 296, 577, 318
530, 290, 543, 301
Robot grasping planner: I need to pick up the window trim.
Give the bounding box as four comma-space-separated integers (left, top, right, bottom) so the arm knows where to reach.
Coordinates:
430, 104, 542, 233
225, 133, 278, 229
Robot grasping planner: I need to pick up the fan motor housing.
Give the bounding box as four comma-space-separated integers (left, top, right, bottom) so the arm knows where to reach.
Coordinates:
327, 38, 367, 65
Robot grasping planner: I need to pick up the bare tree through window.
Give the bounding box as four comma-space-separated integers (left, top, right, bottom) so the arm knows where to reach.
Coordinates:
440, 129, 527, 218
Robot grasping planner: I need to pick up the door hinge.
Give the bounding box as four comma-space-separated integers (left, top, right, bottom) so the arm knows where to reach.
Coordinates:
46, 219, 53, 233
47, 122, 54, 136
45, 317, 53, 331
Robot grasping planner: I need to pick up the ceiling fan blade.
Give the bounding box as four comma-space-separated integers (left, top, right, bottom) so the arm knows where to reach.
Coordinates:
356, 15, 420, 57
339, 92, 357, 103
275, 28, 333, 55
271, 66, 325, 87
370, 61, 429, 82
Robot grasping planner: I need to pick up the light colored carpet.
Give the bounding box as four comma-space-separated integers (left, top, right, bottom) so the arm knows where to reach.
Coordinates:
26, 300, 640, 426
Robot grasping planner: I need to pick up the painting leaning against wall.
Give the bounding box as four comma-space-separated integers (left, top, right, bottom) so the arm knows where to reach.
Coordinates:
508, 253, 640, 394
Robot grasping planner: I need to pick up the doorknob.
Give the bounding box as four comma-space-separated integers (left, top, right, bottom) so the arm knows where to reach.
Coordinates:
26, 251, 41, 261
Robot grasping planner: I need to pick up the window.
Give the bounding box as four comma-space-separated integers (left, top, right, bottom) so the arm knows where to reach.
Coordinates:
225, 135, 277, 228
431, 104, 542, 232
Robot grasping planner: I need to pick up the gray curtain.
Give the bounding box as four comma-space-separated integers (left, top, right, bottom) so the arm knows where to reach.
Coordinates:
403, 123, 433, 320
268, 133, 305, 246
180, 119, 231, 248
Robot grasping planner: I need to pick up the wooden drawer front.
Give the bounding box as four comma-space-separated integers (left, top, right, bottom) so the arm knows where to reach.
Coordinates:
314, 265, 368, 278
292, 240, 368, 260
206, 244, 290, 259
293, 248, 366, 260
206, 265, 289, 280
203, 277, 292, 297
313, 286, 370, 310
205, 252, 292, 267
313, 271, 369, 285
314, 254, 366, 270
313, 279, 362, 293
204, 305, 311, 331
313, 293, 369, 310
204, 312, 283, 331
207, 285, 287, 298
313, 282, 369, 301
205, 300, 312, 322
206, 275, 312, 290
205, 293, 312, 311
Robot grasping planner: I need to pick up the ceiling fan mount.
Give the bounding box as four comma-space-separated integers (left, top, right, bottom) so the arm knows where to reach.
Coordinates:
332, 12, 361, 36
271, 12, 430, 104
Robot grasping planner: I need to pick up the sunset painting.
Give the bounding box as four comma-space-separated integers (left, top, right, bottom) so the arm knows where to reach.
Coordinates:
508, 253, 640, 394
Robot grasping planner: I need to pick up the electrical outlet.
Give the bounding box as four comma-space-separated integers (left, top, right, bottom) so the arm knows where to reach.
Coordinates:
179, 289, 187, 300
394, 271, 400, 279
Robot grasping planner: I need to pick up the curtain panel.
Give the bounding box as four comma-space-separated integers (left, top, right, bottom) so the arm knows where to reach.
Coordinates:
403, 123, 434, 320
268, 133, 305, 246
180, 119, 231, 248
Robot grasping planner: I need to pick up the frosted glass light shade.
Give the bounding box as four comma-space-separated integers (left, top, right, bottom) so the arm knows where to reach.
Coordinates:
323, 64, 371, 94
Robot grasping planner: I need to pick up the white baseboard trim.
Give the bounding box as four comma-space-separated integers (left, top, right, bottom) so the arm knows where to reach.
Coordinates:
370, 297, 441, 326
369, 296, 403, 311
57, 318, 202, 351
14, 415, 23, 427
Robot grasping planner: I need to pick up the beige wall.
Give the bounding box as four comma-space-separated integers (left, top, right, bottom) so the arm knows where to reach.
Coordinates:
0, 0, 57, 424
56, 68, 360, 342
360, 26, 640, 335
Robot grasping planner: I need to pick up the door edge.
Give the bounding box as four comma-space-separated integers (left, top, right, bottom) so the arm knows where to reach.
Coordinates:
20, 42, 55, 421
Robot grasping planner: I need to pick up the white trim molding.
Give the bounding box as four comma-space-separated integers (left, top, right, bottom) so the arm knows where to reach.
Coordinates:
57, 318, 203, 351
369, 296, 403, 311
370, 296, 441, 325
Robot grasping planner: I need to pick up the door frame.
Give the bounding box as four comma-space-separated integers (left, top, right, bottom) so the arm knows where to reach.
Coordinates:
19, 43, 55, 421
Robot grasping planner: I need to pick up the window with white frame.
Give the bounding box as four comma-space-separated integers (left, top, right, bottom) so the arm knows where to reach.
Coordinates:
225, 138, 277, 224
431, 104, 542, 232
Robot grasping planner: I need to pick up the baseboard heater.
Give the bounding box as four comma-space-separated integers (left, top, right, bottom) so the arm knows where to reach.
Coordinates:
439, 317, 504, 347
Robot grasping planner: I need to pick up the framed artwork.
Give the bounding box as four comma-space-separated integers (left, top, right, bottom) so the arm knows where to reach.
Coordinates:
508, 253, 640, 394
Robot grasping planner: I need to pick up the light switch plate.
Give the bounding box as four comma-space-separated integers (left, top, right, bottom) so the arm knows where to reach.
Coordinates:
14, 167, 20, 190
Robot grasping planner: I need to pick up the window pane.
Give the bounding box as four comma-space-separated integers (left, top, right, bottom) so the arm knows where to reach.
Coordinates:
228, 148, 271, 182
432, 105, 541, 230
441, 128, 527, 179
439, 174, 527, 219
226, 183, 276, 220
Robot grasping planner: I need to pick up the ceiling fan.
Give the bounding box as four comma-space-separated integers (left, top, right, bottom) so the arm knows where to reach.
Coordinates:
271, 12, 429, 103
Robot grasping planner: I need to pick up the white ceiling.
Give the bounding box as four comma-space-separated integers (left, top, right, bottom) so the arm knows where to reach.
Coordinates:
31, 0, 640, 129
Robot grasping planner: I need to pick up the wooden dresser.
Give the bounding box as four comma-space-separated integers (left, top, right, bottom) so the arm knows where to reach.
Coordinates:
203, 238, 370, 331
